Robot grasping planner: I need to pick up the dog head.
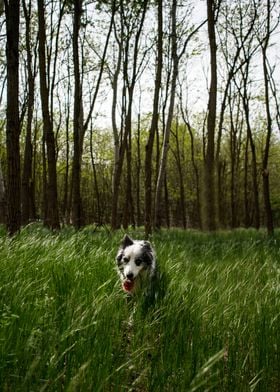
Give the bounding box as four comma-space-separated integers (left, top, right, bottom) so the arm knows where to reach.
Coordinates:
116, 234, 156, 293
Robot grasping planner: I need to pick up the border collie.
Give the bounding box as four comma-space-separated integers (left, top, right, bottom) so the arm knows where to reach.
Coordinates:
116, 234, 156, 295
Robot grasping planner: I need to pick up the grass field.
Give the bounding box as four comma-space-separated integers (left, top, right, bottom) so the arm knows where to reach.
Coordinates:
0, 224, 279, 391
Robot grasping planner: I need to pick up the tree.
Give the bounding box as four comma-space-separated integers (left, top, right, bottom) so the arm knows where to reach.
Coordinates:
110, 13, 122, 230
110, 0, 148, 230
259, 0, 279, 235
71, 0, 85, 229
170, 116, 187, 228
61, 55, 72, 224
72, 0, 114, 228
121, 0, 150, 228
144, 0, 163, 237
22, 0, 36, 224
216, 1, 258, 226
228, 86, 243, 228
154, 0, 205, 230
179, 83, 202, 229
154, 0, 178, 229
202, 0, 219, 231
37, 0, 60, 230
4, 0, 21, 235
0, 161, 5, 223
239, 46, 260, 230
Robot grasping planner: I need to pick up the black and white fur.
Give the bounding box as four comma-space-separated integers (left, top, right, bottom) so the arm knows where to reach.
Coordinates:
116, 234, 156, 295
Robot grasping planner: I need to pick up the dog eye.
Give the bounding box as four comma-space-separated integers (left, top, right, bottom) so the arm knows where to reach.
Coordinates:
135, 258, 142, 266
123, 257, 129, 264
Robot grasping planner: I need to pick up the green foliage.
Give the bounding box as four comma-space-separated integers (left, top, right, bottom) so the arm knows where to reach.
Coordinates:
0, 226, 279, 391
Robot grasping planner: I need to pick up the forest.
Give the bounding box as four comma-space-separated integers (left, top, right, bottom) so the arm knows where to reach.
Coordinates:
1, 0, 280, 236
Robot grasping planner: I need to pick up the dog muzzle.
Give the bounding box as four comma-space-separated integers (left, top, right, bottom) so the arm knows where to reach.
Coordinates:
122, 279, 134, 293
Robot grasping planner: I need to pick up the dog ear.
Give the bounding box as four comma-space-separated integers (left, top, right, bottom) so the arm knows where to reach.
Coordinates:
121, 234, 134, 249
142, 241, 153, 265
143, 251, 153, 265
143, 240, 152, 252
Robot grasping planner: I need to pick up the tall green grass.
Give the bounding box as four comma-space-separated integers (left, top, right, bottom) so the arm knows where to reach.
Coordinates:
0, 224, 279, 391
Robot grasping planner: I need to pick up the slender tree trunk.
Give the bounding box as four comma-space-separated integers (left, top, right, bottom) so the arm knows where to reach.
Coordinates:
5, 0, 21, 235
42, 133, 47, 223
111, 0, 147, 230
164, 174, 170, 228
62, 62, 71, 223
144, 0, 163, 237
218, 161, 226, 224
22, 0, 35, 225
261, 0, 274, 235
72, 0, 84, 229
244, 134, 250, 227
229, 93, 237, 229
190, 134, 201, 229
216, 79, 231, 227
124, 112, 135, 228
122, 38, 132, 230
30, 119, 38, 220
180, 107, 201, 229
154, 0, 178, 229
242, 92, 260, 230
203, 0, 217, 231
172, 121, 186, 229
111, 14, 123, 230
0, 161, 6, 223
90, 139, 101, 225
136, 113, 141, 226
37, 0, 60, 230
111, 153, 123, 230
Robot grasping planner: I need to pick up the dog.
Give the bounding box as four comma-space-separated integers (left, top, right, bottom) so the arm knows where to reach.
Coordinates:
116, 234, 157, 295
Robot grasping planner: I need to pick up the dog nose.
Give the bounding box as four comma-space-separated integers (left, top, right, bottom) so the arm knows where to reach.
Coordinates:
126, 272, 134, 281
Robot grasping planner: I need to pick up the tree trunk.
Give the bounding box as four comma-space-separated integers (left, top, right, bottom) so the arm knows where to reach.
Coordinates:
164, 174, 170, 228
144, 0, 163, 238
172, 121, 186, 229
123, 115, 135, 229
136, 113, 141, 226
262, 170, 273, 234
229, 93, 237, 229
122, 37, 133, 229
30, 121, 37, 220
261, 0, 274, 235
180, 106, 202, 229
72, 0, 85, 229
111, 0, 147, 230
0, 161, 6, 224
22, 0, 35, 225
90, 131, 101, 225
242, 87, 260, 230
244, 135, 250, 227
111, 9, 123, 230
154, 0, 178, 229
203, 0, 217, 231
5, 0, 21, 235
62, 61, 71, 223
37, 0, 60, 230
